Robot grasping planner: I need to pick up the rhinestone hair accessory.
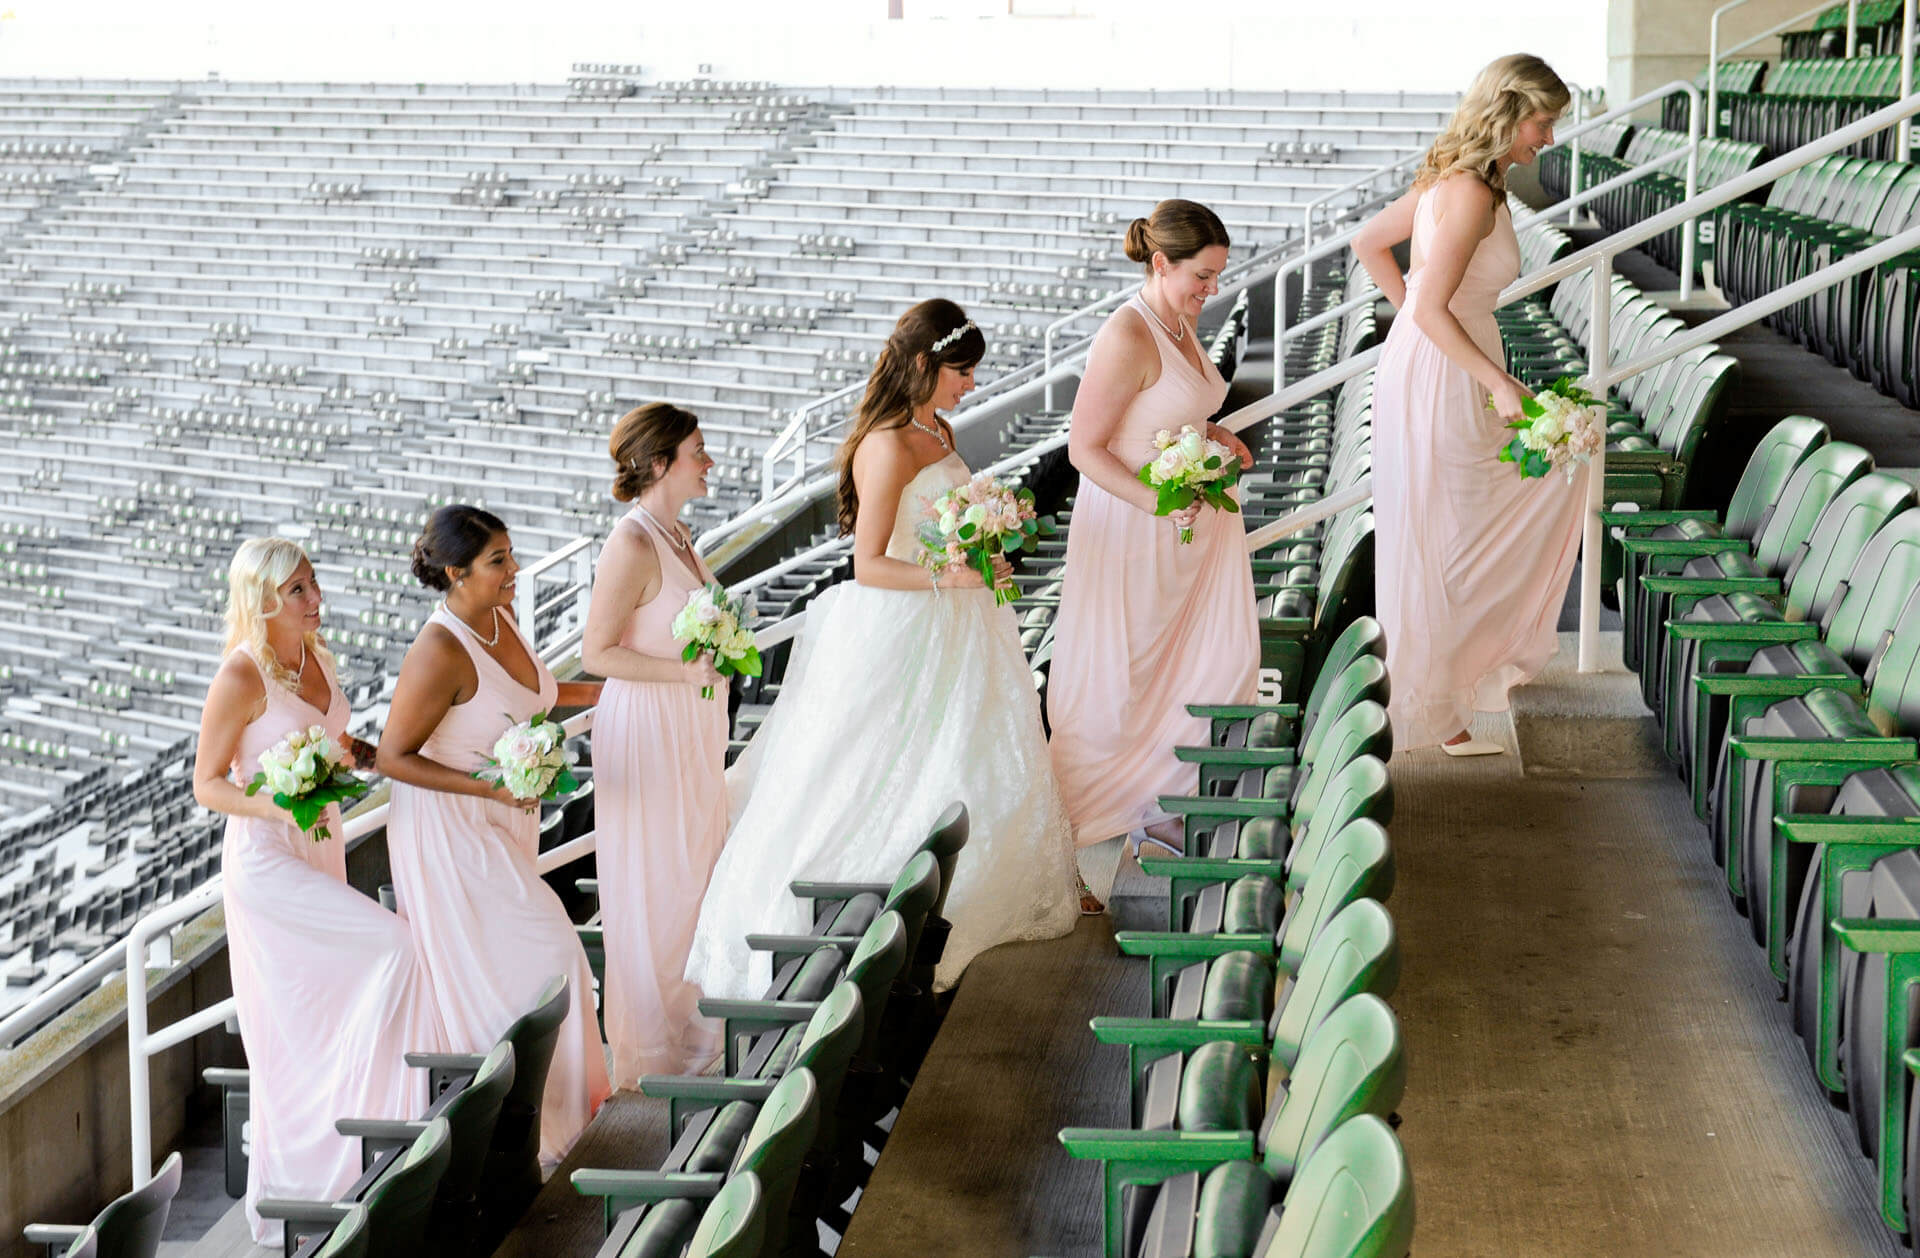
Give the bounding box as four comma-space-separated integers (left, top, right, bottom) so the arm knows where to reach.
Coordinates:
930, 320, 977, 354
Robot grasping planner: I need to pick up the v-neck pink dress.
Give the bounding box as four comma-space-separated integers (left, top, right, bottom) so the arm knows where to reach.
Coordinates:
1371, 191, 1587, 746
1046, 295, 1260, 844
591, 506, 729, 1084
385, 607, 610, 1165
220, 646, 445, 1245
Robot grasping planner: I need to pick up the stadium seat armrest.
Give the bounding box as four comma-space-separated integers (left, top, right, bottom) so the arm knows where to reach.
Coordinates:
1694, 674, 1857, 698
1137, 855, 1288, 884
1113, 931, 1274, 959
1618, 537, 1746, 559
696, 998, 820, 1023
254, 1199, 350, 1224
1779, 815, 1920, 846
571, 1169, 726, 1202
1155, 796, 1288, 819
20, 1225, 84, 1248
743, 932, 858, 954
1058, 1128, 1256, 1165
1173, 745, 1297, 767
638, 1075, 777, 1104
788, 879, 891, 901
1830, 918, 1920, 953
1186, 703, 1301, 720
1731, 736, 1916, 764
1643, 575, 1782, 599
334, 1117, 423, 1141
1666, 620, 1817, 644
1601, 508, 1716, 529
1089, 1016, 1266, 1048
403, 1051, 483, 1072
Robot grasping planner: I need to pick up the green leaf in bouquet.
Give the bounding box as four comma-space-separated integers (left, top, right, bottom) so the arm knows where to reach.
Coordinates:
1520, 395, 1544, 419
1136, 464, 1156, 485
1203, 455, 1222, 470
1523, 450, 1551, 478
244, 773, 267, 798
958, 522, 976, 541
739, 645, 763, 677
1155, 483, 1193, 515
545, 763, 581, 801
1037, 516, 1057, 536
1021, 517, 1039, 535
681, 641, 699, 662
289, 795, 325, 833
1016, 487, 1035, 506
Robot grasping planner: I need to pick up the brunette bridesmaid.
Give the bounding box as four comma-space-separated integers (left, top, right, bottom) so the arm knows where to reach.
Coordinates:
1046, 199, 1259, 907
192, 538, 444, 1245
581, 403, 729, 1085
377, 505, 611, 1167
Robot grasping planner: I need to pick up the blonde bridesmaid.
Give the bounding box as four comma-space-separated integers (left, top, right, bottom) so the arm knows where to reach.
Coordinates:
1353, 54, 1579, 752
581, 403, 729, 1085
1046, 199, 1260, 906
377, 505, 611, 1167
192, 538, 444, 1245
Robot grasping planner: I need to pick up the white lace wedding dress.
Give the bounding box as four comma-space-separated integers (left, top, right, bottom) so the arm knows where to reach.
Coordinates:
684, 451, 1080, 997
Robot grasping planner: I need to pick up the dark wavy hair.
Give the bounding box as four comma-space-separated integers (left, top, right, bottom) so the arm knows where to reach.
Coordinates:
834, 298, 985, 534
409, 504, 508, 591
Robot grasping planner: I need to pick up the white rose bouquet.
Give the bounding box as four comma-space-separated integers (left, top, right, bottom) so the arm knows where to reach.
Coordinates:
916, 473, 1055, 606
473, 710, 580, 802
1136, 424, 1242, 544
669, 583, 762, 700
244, 724, 368, 843
1494, 376, 1607, 483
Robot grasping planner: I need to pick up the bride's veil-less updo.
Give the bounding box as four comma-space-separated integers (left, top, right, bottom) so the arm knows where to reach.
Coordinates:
833, 298, 986, 535
1414, 53, 1570, 197
223, 536, 336, 690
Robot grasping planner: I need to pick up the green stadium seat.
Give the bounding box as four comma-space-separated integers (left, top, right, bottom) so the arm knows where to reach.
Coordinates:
22, 1152, 180, 1258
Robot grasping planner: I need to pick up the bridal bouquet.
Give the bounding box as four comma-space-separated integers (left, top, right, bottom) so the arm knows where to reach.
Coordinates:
1137, 425, 1242, 544
1494, 377, 1607, 483
918, 473, 1056, 606
474, 710, 580, 802
244, 724, 368, 843
670, 583, 762, 700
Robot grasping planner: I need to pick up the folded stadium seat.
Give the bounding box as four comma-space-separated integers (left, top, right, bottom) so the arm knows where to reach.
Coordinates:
1176, 655, 1388, 798
1156, 701, 1392, 908
643, 976, 864, 1147
333, 1042, 515, 1258
1148, 751, 1393, 936
1725, 54, 1905, 161
1633, 439, 1873, 714
1716, 618, 1920, 986
21, 1151, 180, 1258
1120, 813, 1393, 1020
288, 1206, 365, 1258
1861, 248, 1920, 407
1260, 507, 1374, 700
1091, 898, 1397, 1113
1688, 516, 1920, 891
573, 1067, 816, 1257
1662, 469, 1916, 800
1606, 415, 1829, 673
1538, 120, 1634, 202
1188, 617, 1386, 757
631, 1169, 762, 1258
258, 1120, 451, 1258
1660, 60, 1765, 130
1062, 994, 1404, 1258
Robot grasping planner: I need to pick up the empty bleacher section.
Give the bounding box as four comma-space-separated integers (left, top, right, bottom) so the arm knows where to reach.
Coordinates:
0, 77, 1453, 1039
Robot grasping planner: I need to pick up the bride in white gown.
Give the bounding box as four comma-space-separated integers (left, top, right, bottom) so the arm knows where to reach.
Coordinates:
684, 299, 1080, 998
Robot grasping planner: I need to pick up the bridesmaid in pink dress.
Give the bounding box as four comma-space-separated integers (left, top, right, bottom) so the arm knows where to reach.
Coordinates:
581, 403, 728, 1085
192, 538, 444, 1245
377, 505, 611, 1167
1047, 199, 1260, 905
1354, 54, 1580, 752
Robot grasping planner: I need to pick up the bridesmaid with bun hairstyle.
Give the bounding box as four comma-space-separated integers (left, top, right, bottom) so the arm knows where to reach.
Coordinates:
1046, 199, 1260, 907
377, 504, 611, 1167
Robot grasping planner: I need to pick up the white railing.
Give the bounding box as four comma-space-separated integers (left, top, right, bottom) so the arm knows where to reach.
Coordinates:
1272, 79, 1707, 391
512, 534, 594, 648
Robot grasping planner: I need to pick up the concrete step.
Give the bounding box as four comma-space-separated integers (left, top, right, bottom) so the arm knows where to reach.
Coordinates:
1510, 631, 1664, 778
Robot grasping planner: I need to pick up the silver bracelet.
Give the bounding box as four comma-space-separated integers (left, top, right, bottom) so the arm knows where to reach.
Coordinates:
929, 566, 942, 598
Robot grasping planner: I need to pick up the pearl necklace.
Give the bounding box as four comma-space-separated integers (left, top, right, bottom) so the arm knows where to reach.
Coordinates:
1140, 293, 1186, 343
446, 602, 502, 648
910, 413, 952, 451
637, 504, 691, 550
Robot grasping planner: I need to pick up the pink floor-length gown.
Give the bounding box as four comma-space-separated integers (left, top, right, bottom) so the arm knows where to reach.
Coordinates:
1047, 295, 1261, 845
386, 607, 610, 1165
1372, 191, 1588, 748
592, 506, 728, 1084
220, 647, 445, 1245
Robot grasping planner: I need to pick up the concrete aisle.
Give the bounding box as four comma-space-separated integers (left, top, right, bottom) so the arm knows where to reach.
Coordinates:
1391, 709, 1904, 1258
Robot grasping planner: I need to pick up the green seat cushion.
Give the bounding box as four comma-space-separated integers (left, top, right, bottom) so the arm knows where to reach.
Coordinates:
1178, 1041, 1262, 1133
619, 1198, 701, 1258
1237, 816, 1287, 861
783, 946, 848, 1004
1194, 1159, 1276, 1258
1247, 711, 1290, 749
1222, 876, 1285, 937
1200, 950, 1277, 1024
685, 1101, 757, 1173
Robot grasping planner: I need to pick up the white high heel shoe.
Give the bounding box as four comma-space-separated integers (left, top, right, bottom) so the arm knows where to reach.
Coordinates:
1439, 736, 1505, 757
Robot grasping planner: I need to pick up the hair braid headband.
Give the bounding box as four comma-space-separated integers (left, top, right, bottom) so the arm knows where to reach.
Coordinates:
930, 320, 977, 354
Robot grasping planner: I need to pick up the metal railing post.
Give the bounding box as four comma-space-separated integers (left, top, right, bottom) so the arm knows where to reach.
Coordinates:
1849, 0, 1862, 56
1578, 253, 1612, 672
1568, 88, 1586, 227
125, 929, 153, 1184
1681, 89, 1702, 300
1902, 0, 1915, 161
1708, 0, 1757, 141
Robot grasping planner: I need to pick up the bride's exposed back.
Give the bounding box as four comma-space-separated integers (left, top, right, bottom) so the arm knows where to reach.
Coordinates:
683, 299, 1079, 999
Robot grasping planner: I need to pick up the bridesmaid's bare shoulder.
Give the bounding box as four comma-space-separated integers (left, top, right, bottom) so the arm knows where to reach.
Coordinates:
1427, 174, 1498, 236
205, 649, 267, 721
402, 620, 477, 690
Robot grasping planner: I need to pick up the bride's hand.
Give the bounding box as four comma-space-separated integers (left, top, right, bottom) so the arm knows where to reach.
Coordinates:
938, 563, 986, 590
1489, 374, 1533, 422
680, 651, 724, 693
1168, 502, 1203, 532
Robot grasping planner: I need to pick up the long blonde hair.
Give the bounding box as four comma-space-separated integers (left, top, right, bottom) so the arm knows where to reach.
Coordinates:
223, 537, 335, 690
1414, 53, 1570, 197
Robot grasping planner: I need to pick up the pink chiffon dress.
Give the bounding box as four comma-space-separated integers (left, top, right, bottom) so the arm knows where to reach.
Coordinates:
591, 506, 728, 1085
1046, 295, 1261, 845
1371, 190, 1588, 748
220, 646, 444, 1245
385, 607, 610, 1165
